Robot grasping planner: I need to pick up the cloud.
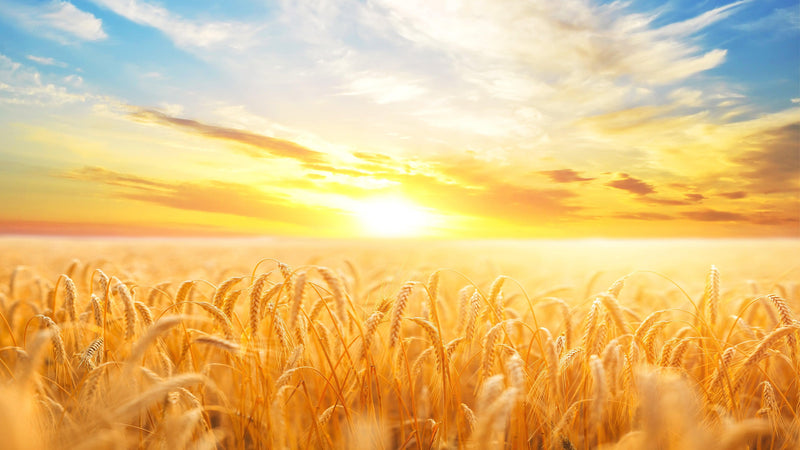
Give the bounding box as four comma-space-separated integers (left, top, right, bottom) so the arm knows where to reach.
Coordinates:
400, 173, 580, 224
340, 72, 428, 104
641, 197, 690, 206
384, 158, 583, 224
90, 0, 256, 49
0, 54, 88, 106
303, 163, 373, 178
538, 169, 594, 183
639, 194, 703, 206
684, 193, 705, 202
682, 209, 746, 222
736, 6, 800, 35
353, 152, 397, 164
0, 219, 250, 237
655, 1, 748, 37
0, 1, 107, 43
747, 212, 800, 226
129, 109, 325, 163
615, 212, 675, 221
64, 166, 344, 228
373, 0, 740, 85
719, 191, 747, 199
681, 209, 797, 227
306, 148, 584, 225
731, 122, 800, 193
26, 55, 68, 67
606, 173, 655, 195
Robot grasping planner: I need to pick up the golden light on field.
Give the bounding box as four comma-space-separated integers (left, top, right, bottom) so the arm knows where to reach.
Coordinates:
353, 196, 436, 237
1, 238, 799, 449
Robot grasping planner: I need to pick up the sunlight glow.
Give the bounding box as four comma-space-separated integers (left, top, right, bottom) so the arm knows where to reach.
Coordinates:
353, 197, 434, 237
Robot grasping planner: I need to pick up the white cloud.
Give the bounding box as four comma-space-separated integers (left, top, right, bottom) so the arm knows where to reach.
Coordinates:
654, 1, 749, 37
0, 54, 88, 106
63, 74, 83, 87
371, 0, 742, 85
737, 6, 800, 34
43, 1, 107, 41
91, 0, 257, 49
0, 1, 107, 43
340, 73, 427, 104
26, 55, 68, 68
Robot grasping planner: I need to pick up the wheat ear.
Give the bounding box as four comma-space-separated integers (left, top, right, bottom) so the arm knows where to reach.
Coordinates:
116, 284, 137, 340
389, 282, 415, 348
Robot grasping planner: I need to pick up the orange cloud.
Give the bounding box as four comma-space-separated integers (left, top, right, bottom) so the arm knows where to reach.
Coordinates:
129, 108, 325, 163
0, 219, 251, 237
606, 173, 656, 195
684, 193, 705, 202
392, 170, 582, 224
615, 212, 676, 221
719, 191, 747, 199
64, 166, 347, 228
538, 169, 595, 183
682, 209, 745, 222
731, 122, 800, 194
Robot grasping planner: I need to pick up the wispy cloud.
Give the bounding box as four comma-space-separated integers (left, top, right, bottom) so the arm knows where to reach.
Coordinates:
0, 1, 107, 43
90, 0, 257, 49
26, 55, 68, 67
0, 219, 252, 237
373, 0, 741, 86
736, 6, 800, 35
654, 1, 748, 37
682, 209, 746, 222
129, 109, 325, 163
396, 171, 581, 225
615, 212, 675, 221
64, 166, 346, 228
340, 72, 427, 104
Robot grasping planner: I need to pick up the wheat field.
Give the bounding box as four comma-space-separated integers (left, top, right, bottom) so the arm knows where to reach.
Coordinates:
0, 237, 798, 449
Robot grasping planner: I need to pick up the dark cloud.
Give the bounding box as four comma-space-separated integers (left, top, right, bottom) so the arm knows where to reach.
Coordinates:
130, 109, 325, 163
606, 173, 655, 195
719, 191, 747, 199
682, 209, 746, 222
731, 123, 800, 193
538, 169, 595, 183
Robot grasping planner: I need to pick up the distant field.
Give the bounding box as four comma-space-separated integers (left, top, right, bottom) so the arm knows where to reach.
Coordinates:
1, 237, 798, 449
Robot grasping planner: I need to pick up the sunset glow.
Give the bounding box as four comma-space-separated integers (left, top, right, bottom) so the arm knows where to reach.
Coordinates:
0, 0, 797, 238
353, 196, 436, 237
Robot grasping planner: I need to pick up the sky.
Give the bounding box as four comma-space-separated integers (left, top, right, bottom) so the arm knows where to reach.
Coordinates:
0, 0, 798, 238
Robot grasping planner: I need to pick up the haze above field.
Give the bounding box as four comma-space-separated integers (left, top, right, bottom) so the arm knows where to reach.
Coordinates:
0, 0, 798, 238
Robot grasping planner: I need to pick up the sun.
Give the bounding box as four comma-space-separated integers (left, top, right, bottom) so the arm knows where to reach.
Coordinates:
353, 196, 434, 237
